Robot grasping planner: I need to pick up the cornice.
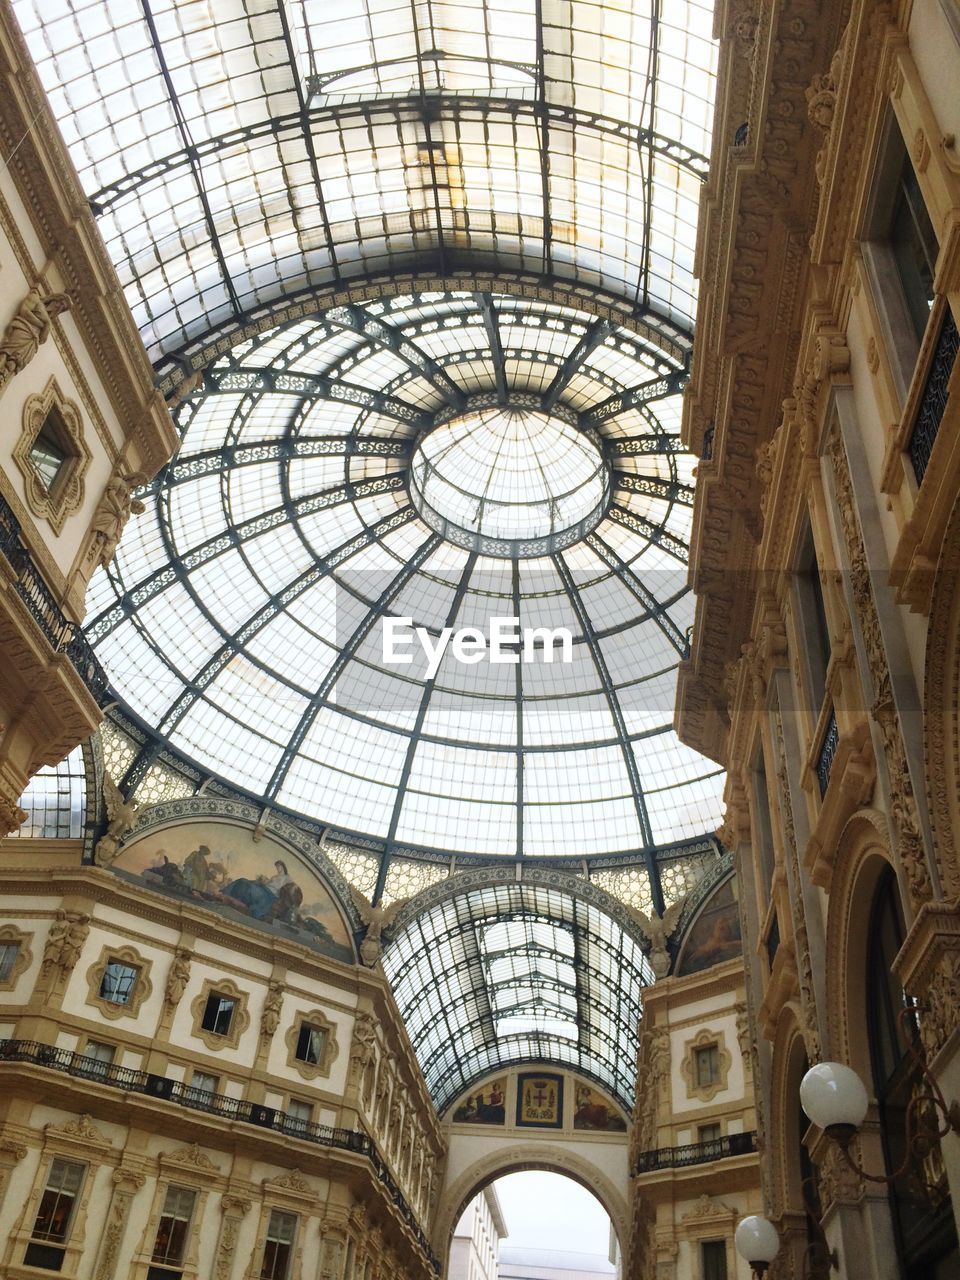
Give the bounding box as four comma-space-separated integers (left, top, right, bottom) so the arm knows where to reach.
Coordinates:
677, 0, 852, 760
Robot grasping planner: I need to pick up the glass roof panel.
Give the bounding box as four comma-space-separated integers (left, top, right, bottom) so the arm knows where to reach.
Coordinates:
14, 0, 716, 362
83, 291, 724, 885
383, 881, 654, 1112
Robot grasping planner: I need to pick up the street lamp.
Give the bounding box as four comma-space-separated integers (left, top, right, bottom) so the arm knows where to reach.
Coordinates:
800, 1045, 960, 1182
734, 1215, 780, 1277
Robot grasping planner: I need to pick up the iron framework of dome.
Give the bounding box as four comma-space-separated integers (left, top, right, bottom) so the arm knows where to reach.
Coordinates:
83, 289, 724, 893
15, 0, 726, 1105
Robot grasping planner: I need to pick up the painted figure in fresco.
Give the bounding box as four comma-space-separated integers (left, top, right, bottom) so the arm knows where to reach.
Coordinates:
452, 1081, 506, 1124
182, 844, 213, 891
143, 852, 187, 890
125, 840, 344, 958
222, 860, 304, 924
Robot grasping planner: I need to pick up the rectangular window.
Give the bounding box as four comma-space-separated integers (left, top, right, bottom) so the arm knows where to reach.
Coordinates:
99, 960, 139, 1005
29, 412, 70, 493
183, 1070, 218, 1106
863, 118, 941, 394
295, 1022, 326, 1066
701, 1239, 728, 1280
24, 1157, 85, 1269
81, 1041, 115, 1076
795, 525, 831, 712
151, 1185, 197, 1268
698, 1123, 722, 1144
0, 941, 21, 982
284, 1098, 313, 1134
695, 1045, 720, 1089
889, 150, 938, 343
260, 1209, 298, 1280
201, 992, 236, 1037
752, 756, 776, 891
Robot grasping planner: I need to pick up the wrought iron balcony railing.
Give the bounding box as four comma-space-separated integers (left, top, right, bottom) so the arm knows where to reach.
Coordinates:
815, 708, 839, 799
0, 1038, 439, 1272
908, 306, 959, 486
0, 493, 110, 706
634, 1129, 758, 1175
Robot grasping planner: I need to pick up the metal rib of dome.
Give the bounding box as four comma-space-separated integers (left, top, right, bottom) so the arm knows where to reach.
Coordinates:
13, 0, 716, 364
83, 290, 725, 890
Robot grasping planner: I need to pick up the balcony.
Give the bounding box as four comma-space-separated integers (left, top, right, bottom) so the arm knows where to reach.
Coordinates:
815, 708, 839, 799
634, 1130, 758, 1175
908, 305, 959, 486
0, 1038, 439, 1272
0, 491, 109, 707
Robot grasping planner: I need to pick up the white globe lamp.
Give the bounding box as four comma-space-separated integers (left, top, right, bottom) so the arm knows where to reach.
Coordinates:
800, 1061, 869, 1146
734, 1215, 780, 1275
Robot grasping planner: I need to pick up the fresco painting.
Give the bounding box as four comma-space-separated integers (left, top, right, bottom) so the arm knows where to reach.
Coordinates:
676, 877, 742, 976
451, 1077, 507, 1125
114, 821, 353, 963
573, 1082, 627, 1132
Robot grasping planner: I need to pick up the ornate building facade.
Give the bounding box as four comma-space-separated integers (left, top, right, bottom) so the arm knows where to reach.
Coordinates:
678, 0, 960, 1275
0, 0, 957, 1278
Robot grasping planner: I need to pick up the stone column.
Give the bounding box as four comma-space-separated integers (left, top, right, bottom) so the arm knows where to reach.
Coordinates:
0, 1140, 27, 1209
93, 1168, 146, 1280
214, 1195, 251, 1280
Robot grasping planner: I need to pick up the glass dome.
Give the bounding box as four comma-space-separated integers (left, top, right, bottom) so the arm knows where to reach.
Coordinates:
83, 290, 724, 867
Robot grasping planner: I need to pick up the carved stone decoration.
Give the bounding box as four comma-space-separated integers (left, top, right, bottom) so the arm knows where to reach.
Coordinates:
805, 22, 849, 187
162, 1143, 218, 1171
268, 1167, 313, 1194
85, 944, 153, 1020
164, 948, 192, 1007
45, 1113, 111, 1147
627, 896, 688, 979
93, 1168, 145, 1280
828, 428, 936, 907
816, 1137, 863, 1210
284, 1007, 338, 1080
0, 288, 71, 390
681, 1028, 733, 1103
0, 925, 32, 990
919, 950, 960, 1062
349, 1011, 379, 1098
165, 366, 205, 409
260, 980, 283, 1038
88, 472, 146, 570
214, 1194, 250, 1280
13, 377, 91, 535
0, 1139, 27, 1208
681, 1193, 739, 1220
774, 712, 822, 1063
0, 795, 28, 836
735, 1001, 752, 1059
94, 773, 141, 867
41, 910, 89, 977
190, 977, 250, 1051
349, 886, 410, 966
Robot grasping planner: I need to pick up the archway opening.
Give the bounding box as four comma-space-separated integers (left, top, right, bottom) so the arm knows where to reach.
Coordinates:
448, 1171, 619, 1280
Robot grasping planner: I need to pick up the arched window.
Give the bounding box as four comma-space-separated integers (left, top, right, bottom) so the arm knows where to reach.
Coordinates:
866, 867, 957, 1276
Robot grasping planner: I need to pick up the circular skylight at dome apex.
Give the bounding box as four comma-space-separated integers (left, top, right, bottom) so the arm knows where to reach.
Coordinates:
83, 290, 726, 861
409, 407, 609, 556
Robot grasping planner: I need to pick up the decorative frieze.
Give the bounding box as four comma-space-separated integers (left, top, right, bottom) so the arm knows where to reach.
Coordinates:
828, 428, 936, 908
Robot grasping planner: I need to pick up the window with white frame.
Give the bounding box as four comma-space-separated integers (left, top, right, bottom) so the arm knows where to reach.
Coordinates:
149, 1184, 197, 1278
260, 1209, 298, 1280
24, 1158, 85, 1270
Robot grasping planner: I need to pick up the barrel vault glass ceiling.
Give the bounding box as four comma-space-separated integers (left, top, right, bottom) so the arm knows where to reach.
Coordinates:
15, 0, 724, 1103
